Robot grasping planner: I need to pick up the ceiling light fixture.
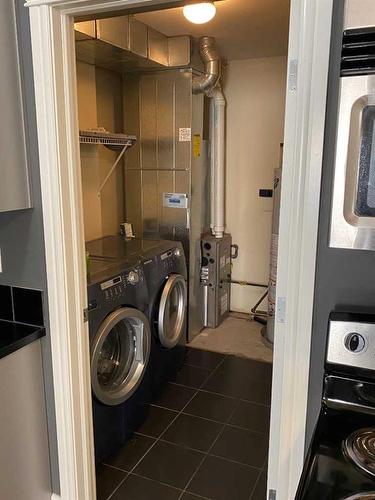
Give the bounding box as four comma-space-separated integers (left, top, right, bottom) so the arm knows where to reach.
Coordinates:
183, 2, 217, 24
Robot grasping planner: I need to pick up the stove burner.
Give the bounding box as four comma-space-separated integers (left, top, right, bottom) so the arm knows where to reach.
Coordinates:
343, 494, 375, 500
344, 428, 375, 478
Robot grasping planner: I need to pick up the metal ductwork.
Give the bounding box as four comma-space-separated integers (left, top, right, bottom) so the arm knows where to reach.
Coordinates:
74, 16, 202, 73
193, 36, 225, 238
192, 36, 221, 95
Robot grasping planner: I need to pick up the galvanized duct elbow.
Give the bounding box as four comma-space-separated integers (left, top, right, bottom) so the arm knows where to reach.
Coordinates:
192, 36, 221, 95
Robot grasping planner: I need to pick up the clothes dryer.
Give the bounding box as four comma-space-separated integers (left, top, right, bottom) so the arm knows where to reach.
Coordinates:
141, 240, 188, 397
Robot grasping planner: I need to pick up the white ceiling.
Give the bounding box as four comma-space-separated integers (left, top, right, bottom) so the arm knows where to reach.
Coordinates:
136, 0, 290, 61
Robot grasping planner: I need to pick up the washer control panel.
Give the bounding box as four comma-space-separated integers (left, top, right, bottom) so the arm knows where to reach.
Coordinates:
327, 315, 375, 370
100, 269, 142, 302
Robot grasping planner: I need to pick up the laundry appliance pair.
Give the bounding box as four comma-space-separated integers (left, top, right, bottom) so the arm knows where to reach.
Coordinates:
86, 237, 187, 463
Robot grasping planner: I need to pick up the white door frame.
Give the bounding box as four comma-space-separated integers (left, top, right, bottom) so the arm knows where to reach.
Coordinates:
25, 0, 334, 498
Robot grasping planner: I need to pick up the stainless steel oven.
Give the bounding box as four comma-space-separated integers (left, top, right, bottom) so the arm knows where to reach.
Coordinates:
330, 2, 375, 250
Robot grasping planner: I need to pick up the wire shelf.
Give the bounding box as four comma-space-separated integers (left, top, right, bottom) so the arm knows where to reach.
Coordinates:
79, 129, 137, 151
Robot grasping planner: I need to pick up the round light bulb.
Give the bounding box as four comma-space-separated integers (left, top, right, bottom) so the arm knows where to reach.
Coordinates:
183, 2, 216, 24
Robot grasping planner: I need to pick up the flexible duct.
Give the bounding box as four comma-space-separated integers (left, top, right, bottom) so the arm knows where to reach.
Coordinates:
193, 36, 225, 238
192, 37, 221, 94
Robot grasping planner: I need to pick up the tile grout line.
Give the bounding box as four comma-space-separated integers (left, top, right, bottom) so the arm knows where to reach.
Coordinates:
168, 382, 272, 407
105, 471, 129, 500
104, 350, 270, 499
176, 374, 241, 500
175, 424, 225, 500
178, 372, 238, 500
132, 432, 264, 471
130, 471, 212, 500
247, 468, 264, 500
157, 354, 228, 442
143, 405, 270, 436
106, 352, 225, 498
165, 354, 231, 500
103, 468, 213, 500
247, 425, 270, 500
198, 388, 271, 408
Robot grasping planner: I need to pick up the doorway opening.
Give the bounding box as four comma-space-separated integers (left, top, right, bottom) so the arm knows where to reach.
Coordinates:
74, 2, 289, 499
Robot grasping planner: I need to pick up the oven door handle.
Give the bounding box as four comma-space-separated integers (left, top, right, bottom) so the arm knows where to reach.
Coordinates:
354, 382, 375, 406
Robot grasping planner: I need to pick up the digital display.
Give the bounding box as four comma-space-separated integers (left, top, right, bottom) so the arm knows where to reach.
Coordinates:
100, 276, 122, 290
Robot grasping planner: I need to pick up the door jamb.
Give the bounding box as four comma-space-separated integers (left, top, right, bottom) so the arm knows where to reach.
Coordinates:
268, 0, 334, 497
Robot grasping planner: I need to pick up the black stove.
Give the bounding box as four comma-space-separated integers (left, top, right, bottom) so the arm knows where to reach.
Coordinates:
296, 312, 375, 500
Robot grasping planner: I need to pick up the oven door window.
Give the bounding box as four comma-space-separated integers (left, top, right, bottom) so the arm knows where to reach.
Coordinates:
356, 105, 375, 216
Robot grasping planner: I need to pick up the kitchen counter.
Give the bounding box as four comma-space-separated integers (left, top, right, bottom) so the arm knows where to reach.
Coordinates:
0, 320, 45, 359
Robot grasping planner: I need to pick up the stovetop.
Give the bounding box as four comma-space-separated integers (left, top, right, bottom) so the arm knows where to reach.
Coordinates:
297, 406, 375, 499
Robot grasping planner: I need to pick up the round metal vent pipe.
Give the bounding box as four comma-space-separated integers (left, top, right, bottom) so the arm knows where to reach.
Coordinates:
208, 86, 226, 239
193, 36, 225, 238
192, 36, 221, 94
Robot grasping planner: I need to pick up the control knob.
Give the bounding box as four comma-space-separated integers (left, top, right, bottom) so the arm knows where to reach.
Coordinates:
345, 332, 365, 353
128, 271, 139, 284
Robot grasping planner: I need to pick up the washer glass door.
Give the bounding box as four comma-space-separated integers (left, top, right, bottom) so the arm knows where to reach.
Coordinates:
158, 274, 187, 348
91, 308, 151, 406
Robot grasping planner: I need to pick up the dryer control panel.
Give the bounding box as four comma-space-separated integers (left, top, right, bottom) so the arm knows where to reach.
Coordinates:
160, 249, 177, 274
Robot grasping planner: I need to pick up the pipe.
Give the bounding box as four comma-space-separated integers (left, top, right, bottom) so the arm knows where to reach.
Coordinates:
192, 36, 221, 94
251, 289, 269, 317
209, 86, 226, 238
227, 279, 268, 288
209, 97, 215, 234
193, 36, 225, 237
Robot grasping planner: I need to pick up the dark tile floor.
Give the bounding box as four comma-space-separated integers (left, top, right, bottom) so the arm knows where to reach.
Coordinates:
96, 348, 272, 500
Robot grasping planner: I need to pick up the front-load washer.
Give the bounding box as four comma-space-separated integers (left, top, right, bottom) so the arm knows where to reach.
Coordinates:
141, 240, 188, 398
87, 257, 152, 464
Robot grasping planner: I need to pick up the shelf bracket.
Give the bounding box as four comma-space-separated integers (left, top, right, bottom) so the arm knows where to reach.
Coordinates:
97, 145, 127, 196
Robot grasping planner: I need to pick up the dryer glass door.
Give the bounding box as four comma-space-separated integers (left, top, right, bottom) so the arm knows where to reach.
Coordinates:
91, 308, 151, 406
158, 274, 187, 348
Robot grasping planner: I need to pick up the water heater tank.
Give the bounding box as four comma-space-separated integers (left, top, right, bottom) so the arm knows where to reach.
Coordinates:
265, 145, 283, 343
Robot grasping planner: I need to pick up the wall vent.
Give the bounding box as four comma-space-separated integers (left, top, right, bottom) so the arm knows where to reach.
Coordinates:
341, 27, 375, 76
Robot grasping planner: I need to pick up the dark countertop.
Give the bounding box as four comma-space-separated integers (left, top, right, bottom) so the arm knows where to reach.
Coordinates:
0, 320, 45, 359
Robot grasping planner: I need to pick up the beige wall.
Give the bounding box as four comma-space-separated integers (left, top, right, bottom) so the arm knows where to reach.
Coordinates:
224, 56, 287, 313
76, 61, 124, 241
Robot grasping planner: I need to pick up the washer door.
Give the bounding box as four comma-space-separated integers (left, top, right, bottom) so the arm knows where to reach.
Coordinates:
158, 274, 187, 349
91, 308, 151, 406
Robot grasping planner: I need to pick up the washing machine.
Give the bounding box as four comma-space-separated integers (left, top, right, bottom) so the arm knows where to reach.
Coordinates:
86, 236, 188, 397
87, 256, 152, 464
141, 240, 188, 398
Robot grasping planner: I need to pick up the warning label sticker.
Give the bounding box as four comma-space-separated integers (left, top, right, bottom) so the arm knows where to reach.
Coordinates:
179, 128, 191, 142
193, 134, 201, 158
